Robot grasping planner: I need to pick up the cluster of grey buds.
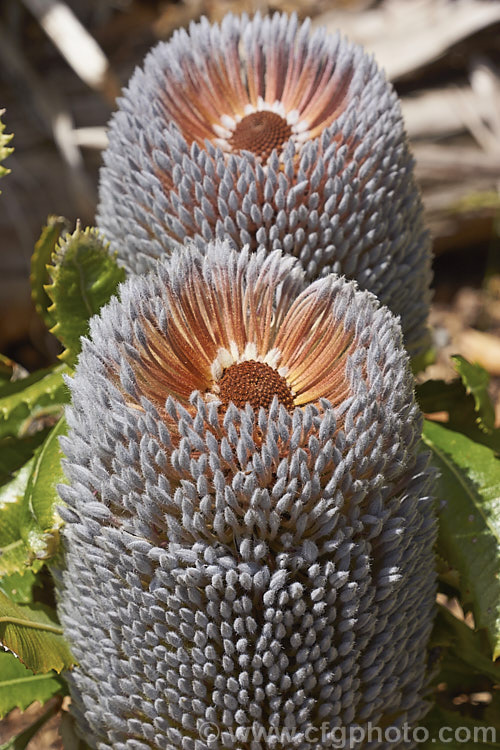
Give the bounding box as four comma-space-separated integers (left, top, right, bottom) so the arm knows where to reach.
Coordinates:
56, 12, 437, 750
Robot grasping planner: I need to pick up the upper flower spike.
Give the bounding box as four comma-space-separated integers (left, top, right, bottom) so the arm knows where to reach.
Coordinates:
97, 12, 433, 359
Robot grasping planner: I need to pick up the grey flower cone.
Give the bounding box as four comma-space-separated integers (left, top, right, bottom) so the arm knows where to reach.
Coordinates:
55, 243, 436, 749
97, 13, 432, 360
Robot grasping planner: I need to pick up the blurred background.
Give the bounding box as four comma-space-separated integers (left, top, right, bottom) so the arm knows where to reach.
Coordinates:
0, 1, 500, 746
0, 0, 499, 395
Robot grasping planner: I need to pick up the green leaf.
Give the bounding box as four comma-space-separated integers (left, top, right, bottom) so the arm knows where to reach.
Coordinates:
30, 217, 68, 330
0, 418, 67, 577
422, 420, 500, 658
46, 224, 126, 365
0, 356, 28, 390
0, 650, 64, 720
0, 570, 40, 604
0, 364, 70, 440
0, 431, 50, 487
422, 603, 500, 748
0, 457, 39, 578
0, 110, 13, 186
435, 553, 461, 593
416, 356, 500, 452
452, 354, 495, 434
431, 605, 500, 686
416, 378, 470, 417
0, 590, 74, 673
20, 418, 67, 562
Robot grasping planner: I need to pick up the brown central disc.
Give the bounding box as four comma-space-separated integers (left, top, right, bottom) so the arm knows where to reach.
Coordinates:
218, 360, 294, 411
228, 111, 292, 161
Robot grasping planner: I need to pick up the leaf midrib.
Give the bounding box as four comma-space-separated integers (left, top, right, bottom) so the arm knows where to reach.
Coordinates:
0, 672, 56, 688
422, 429, 500, 545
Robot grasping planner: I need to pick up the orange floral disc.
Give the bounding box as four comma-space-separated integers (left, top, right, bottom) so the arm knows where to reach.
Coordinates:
228, 111, 292, 161
217, 360, 294, 411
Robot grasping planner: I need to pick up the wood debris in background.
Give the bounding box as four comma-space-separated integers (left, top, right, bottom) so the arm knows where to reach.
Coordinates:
425, 272, 500, 424
21, 0, 120, 101
314, 0, 500, 256
314, 0, 500, 80
458, 328, 500, 376
152, 0, 372, 37
402, 86, 500, 141
0, 22, 95, 217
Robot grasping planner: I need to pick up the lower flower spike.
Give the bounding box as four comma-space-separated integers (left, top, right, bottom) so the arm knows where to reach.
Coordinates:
55, 241, 436, 749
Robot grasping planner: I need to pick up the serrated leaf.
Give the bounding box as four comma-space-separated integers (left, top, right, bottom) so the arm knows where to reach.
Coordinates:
0, 364, 70, 440
416, 378, 469, 416
0, 457, 39, 578
423, 595, 500, 749
0, 650, 64, 720
0, 591, 74, 673
435, 554, 461, 593
0, 419, 67, 577
452, 354, 496, 434
416, 356, 500, 452
427, 606, 500, 738
30, 217, 68, 330
20, 418, 67, 562
45, 225, 125, 365
0, 110, 13, 186
431, 605, 500, 685
422, 420, 500, 658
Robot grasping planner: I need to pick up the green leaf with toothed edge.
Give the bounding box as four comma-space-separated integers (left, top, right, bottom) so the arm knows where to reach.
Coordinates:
20, 417, 67, 564
0, 590, 74, 674
422, 420, 500, 660
420, 607, 500, 748
416, 355, 500, 452
0, 110, 13, 186
0, 455, 42, 579
431, 605, 500, 686
30, 216, 68, 330
0, 418, 67, 577
45, 224, 126, 366
452, 354, 496, 434
0, 364, 70, 441
0, 650, 65, 721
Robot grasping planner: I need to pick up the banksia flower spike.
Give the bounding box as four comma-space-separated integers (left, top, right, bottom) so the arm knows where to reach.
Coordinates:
56, 242, 436, 749
97, 13, 432, 359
